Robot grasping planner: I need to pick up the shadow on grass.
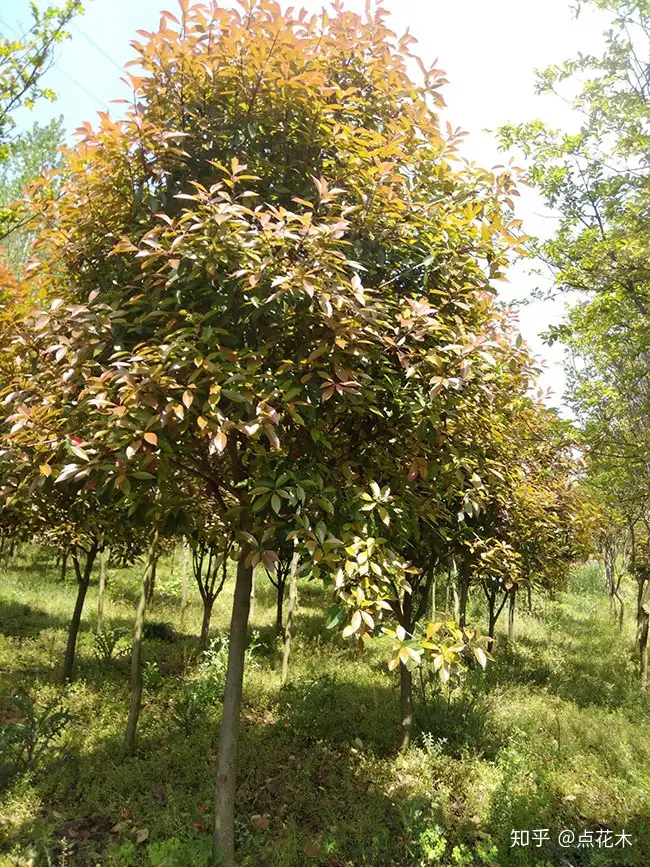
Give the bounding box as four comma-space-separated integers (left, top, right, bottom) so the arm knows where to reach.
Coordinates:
0, 598, 74, 638
2, 672, 404, 866
481, 605, 650, 718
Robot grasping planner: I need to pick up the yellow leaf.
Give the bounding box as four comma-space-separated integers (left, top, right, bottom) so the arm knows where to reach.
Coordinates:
39, 464, 52, 477
197, 416, 208, 430
143, 432, 158, 446
473, 646, 488, 669
214, 432, 227, 453
182, 390, 194, 408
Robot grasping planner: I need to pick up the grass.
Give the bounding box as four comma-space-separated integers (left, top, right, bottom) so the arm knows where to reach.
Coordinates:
1, 553, 650, 866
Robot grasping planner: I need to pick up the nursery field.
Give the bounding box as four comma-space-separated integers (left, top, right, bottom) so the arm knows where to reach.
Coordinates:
1, 555, 649, 867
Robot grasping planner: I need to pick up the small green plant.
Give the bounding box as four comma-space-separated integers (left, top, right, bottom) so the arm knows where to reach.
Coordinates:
142, 660, 164, 692
147, 834, 214, 866
400, 799, 448, 865
93, 627, 129, 663
0, 693, 70, 783
171, 631, 261, 729
450, 843, 473, 866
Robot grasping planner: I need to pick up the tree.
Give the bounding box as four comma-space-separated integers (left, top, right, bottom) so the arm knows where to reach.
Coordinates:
0, 117, 65, 270
498, 0, 650, 678
5, 3, 532, 863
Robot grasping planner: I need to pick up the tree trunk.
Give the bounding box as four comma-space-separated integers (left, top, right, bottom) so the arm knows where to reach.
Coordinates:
63, 576, 90, 682
430, 574, 437, 618
281, 549, 299, 685
249, 570, 255, 620
62, 543, 98, 682
398, 591, 414, 750
199, 596, 214, 652
275, 575, 285, 635
146, 557, 157, 607
59, 547, 68, 583
125, 532, 159, 754
97, 546, 107, 634
212, 554, 253, 867
488, 593, 497, 641
508, 587, 516, 640
180, 544, 190, 628
527, 584, 532, 612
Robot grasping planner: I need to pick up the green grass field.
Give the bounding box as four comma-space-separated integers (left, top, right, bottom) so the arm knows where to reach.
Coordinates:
1, 553, 649, 866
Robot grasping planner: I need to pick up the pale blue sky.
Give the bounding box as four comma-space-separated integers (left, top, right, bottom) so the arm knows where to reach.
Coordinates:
0, 0, 611, 409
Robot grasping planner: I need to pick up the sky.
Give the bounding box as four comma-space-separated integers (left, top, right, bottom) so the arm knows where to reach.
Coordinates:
0, 0, 612, 410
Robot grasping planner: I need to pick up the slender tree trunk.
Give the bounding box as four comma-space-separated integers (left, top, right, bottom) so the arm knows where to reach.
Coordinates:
125, 532, 159, 754
63, 578, 90, 682
212, 554, 253, 867
59, 547, 68, 583
281, 549, 299, 685
508, 587, 516, 640
275, 576, 285, 635
488, 593, 497, 641
97, 546, 107, 634
527, 584, 532, 612
146, 557, 157, 607
62, 543, 98, 682
430, 574, 437, 618
398, 592, 414, 751
199, 596, 214, 652
180, 544, 190, 628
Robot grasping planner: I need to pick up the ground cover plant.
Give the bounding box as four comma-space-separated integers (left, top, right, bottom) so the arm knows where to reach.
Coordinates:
1, 557, 649, 866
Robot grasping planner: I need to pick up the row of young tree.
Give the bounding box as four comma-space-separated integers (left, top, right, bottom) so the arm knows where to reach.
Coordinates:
0, 2, 598, 864
499, 0, 650, 685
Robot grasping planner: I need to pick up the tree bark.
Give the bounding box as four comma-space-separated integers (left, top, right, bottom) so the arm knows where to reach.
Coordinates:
59, 546, 68, 583
199, 596, 214, 652
146, 556, 157, 607
487, 593, 496, 641
62, 543, 98, 682
527, 584, 532, 612
125, 531, 159, 754
275, 574, 285, 635
281, 548, 299, 685
249, 570, 255, 620
97, 545, 107, 634
212, 553, 253, 867
398, 591, 414, 751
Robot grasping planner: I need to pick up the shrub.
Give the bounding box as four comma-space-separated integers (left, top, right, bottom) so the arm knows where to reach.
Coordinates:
0, 693, 70, 784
